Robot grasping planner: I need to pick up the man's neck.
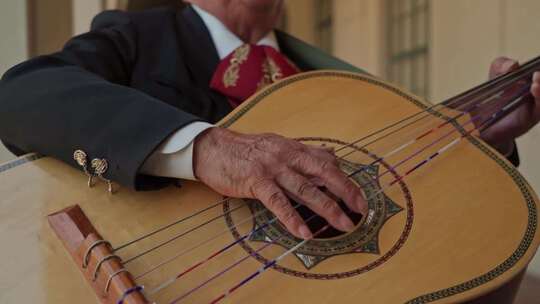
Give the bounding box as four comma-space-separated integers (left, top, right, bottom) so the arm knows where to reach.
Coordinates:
187, 0, 282, 44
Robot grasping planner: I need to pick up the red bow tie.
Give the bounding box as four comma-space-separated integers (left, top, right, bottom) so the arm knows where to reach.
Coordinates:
210, 44, 300, 108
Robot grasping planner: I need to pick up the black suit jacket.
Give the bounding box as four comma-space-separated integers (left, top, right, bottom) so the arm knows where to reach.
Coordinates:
0, 5, 364, 189
0, 5, 519, 190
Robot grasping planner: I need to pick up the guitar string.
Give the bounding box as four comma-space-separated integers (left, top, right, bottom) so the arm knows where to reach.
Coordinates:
110, 56, 540, 255
111, 100, 446, 254
112, 108, 448, 258
337, 89, 499, 160
114, 62, 537, 303
193, 87, 532, 304
112, 64, 537, 262
123, 108, 457, 269
338, 84, 505, 162
167, 218, 328, 304
334, 55, 540, 155
139, 82, 531, 298
122, 203, 246, 265
152, 212, 321, 298
346, 85, 531, 180
205, 227, 330, 304
128, 81, 514, 280
116, 75, 529, 267
337, 69, 534, 160
349, 86, 531, 199
440, 55, 540, 109
133, 202, 301, 280
113, 198, 231, 252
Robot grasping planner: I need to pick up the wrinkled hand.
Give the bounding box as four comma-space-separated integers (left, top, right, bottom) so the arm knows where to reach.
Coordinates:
480, 57, 540, 154
193, 128, 368, 239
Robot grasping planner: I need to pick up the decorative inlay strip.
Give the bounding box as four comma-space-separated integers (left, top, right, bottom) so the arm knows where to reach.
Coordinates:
0, 153, 42, 174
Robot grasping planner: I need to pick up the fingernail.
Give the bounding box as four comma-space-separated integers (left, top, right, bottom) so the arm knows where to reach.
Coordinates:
339, 214, 355, 232
299, 225, 313, 239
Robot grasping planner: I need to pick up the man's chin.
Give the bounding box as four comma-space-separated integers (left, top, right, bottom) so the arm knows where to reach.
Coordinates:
239, 0, 283, 11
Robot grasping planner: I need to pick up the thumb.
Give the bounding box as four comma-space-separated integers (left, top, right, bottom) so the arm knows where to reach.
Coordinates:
489, 57, 519, 79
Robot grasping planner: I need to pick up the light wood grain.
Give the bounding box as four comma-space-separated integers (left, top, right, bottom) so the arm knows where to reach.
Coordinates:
0, 71, 538, 304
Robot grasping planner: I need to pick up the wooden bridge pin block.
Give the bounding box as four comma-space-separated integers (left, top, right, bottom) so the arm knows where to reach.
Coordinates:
48, 205, 148, 304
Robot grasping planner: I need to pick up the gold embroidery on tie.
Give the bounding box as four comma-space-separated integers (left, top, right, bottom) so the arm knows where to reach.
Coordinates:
231, 44, 250, 64
223, 44, 251, 88
257, 57, 283, 90
223, 65, 240, 88
267, 57, 283, 82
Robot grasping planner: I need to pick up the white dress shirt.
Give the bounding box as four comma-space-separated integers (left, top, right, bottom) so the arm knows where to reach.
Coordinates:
141, 4, 280, 180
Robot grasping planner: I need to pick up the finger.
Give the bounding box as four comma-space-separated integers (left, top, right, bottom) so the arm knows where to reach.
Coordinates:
250, 178, 312, 239
531, 78, 540, 121
303, 146, 367, 214
305, 145, 337, 164
489, 57, 519, 79
532, 72, 540, 99
309, 176, 325, 187
532, 81, 540, 100
302, 145, 340, 181
289, 152, 368, 216
318, 145, 336, 155
276, 170, 355, 232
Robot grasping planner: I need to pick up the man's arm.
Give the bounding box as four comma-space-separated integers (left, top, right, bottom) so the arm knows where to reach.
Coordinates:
141, 121, 214, 180
0, 10, 200, 189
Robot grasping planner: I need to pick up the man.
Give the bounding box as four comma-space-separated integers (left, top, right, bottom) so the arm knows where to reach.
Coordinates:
0, 0, 539, 240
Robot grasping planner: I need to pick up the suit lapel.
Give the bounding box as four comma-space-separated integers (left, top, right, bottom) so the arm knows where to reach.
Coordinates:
276, 30, 368, 75
178, 6, 220, 86
174, 5, 232, 122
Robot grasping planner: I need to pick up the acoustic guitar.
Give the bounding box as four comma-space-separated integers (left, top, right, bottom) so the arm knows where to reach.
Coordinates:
1, 57, 540, 304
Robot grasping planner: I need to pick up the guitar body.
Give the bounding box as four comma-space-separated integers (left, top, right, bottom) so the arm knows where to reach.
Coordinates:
0, 71, 538, 304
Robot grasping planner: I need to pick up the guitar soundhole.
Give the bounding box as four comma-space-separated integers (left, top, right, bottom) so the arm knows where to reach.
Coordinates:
295, 195, 363, 239
230, 137, 410, 273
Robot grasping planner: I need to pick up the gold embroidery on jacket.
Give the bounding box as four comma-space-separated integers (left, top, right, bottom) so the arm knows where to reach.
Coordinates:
223, 44, 250, 88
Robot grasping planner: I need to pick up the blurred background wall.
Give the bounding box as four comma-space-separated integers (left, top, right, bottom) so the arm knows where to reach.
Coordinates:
0, 1, 27, 165
0, 1, 27, 76
0, 1, 539, 300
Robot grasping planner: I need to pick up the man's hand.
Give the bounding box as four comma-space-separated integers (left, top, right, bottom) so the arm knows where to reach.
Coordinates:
193, 128, 368, 239
480, 57, 540, 155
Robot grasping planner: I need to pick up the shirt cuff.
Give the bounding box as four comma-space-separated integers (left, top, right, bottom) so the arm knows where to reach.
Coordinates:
141, 121, 214, 180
